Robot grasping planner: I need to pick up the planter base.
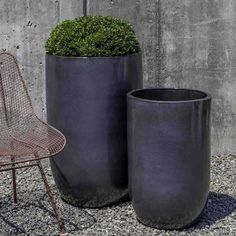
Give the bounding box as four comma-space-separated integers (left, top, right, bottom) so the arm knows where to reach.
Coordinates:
60, 191, 129, 208
136, 204, 206, 230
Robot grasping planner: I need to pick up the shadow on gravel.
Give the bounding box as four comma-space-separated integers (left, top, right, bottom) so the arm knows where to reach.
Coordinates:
191, 191, 236, 230
0, 194, 96, 236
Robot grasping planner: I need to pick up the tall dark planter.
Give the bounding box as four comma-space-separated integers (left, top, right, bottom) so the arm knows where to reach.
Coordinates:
46, 53, 142, 208
127, 88, 211, 229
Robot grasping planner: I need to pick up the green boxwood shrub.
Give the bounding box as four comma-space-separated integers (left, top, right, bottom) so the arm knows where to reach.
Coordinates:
45, 16, 140, 57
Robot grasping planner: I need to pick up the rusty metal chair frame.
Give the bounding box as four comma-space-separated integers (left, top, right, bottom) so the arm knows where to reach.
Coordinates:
0, 52, 67, 236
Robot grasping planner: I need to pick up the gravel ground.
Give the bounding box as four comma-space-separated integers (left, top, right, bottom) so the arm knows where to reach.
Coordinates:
0, 155, 235, 236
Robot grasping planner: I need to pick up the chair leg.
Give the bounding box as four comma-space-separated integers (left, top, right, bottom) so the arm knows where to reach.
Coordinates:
37, 160, 67, 236
11, 156, 17, 204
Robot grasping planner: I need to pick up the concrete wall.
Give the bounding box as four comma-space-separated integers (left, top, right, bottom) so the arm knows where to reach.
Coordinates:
160, 0, 236, 155
0, 0, 235, 154
0, 0, 83, 119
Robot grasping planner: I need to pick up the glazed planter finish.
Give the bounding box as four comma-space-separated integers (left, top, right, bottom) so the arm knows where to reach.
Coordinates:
127, 88, 211, 229
46, 53, 142, 208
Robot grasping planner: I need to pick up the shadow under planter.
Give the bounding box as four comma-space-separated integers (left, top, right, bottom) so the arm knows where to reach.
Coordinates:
46, 53, 142, 208
192, 192, 236, 230
127, 88, 211, 229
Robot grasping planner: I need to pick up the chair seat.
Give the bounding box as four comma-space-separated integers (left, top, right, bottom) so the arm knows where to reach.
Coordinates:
0, 123, 66, 165
0, 52, 66, 166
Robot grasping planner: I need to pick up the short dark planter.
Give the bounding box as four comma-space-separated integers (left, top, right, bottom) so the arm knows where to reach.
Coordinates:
46, 53, 142, 208
127, 88, 211, 229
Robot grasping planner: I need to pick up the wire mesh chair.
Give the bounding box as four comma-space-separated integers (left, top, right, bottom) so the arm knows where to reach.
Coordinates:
0, 52, 67, 236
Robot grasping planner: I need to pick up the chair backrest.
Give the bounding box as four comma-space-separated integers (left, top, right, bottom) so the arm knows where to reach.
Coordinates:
0, 52, 34, 131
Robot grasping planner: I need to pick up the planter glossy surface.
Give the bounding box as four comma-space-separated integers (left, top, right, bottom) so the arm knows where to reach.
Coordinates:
127, 88, 211, 229
46, 53, 142, 208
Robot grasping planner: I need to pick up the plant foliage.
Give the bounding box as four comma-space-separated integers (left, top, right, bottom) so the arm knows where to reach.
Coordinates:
45, 16, 140, 57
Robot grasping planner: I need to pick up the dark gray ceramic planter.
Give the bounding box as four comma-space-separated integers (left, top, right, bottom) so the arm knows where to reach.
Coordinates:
46, 53, 142, 208
127, 88, 211, 229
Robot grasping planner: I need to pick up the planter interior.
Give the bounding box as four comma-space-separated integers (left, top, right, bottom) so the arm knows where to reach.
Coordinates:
130, 88, 208, 102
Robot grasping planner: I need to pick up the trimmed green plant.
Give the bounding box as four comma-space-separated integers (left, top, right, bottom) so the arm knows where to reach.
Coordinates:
45, 16, 140, 57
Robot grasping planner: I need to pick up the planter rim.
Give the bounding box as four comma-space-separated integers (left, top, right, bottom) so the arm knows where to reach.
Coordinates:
127, 88, 211, 104
45, 52, 140, 60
